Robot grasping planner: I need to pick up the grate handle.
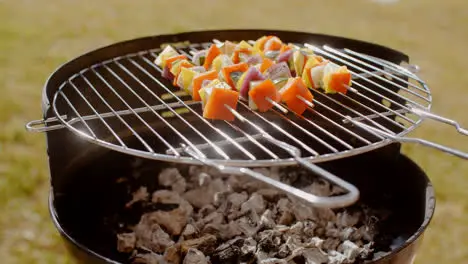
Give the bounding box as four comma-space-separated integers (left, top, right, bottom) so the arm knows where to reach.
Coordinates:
350, 119, 468, 160
25, 116, 67, 132
408, 105, 468, 136
182, 143, 360, 209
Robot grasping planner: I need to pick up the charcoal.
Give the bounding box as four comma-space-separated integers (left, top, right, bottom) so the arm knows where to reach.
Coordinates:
132, 253, 164, 264
117, 164, 394, 264
181, 234, 217, 255
165, 244, 182, 264
150, 190, 193, 235
158, 168, 186, 194
126, 187, 149, 208
117, 232, 136, 253
183, 248, 208, 264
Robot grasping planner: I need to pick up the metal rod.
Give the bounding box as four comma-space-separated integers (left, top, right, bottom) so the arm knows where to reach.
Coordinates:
349, 118, 468, 159
306, 44, 430, 110
131, 54, 257, 160
80, 72, 164, 155
408, 105, 468, 136
323, 45, 431, 98
68, 80, 128, 148
183, 143, 359, 208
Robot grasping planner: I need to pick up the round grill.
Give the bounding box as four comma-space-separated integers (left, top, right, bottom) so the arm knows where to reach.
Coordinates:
33, 37, 432, 166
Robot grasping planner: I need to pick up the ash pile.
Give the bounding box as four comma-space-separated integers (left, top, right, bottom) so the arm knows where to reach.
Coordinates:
116, 164, 391, 264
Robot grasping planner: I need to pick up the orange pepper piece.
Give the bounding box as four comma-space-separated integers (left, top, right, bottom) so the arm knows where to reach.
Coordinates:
221, 63, 249, 90
255, 36, 274, 51
248, 79, 280, 112
165, 55, 187, 70
259, 58, 274, 73
264, 38, 283, 51
279, 44, 291, 54
191, 70, 218, 101
329, 72, 351, 94
203, 44, 222, 70
232, 48, 252, 64
279, 77, 314, 115
203, 88, 239, 121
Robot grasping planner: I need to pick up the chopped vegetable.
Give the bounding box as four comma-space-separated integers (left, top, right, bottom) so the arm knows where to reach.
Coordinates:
277, 49, 293, 63
323, 63, 351, 94
203, 44, 222, 70
191, 50, 206, 66
301, 56, 322, 88
218, 41, 237, 56
279, 77, 314, 115
253, 36, 274, 52
155, 45, 179, 68
176, 67, 198, 94
170, 60, 194, 86
221, 62, 249, 90
248, 79, 280, 112
264, 36, 283, 51
264, 61, 292, 80
212, 54, 233, 73
236, 66, 266, 98
259, 58, 274, 73
191, 70, 218, 101
232, 41, 253, 63
245, 54, 263, 65
203, 86, 239, 121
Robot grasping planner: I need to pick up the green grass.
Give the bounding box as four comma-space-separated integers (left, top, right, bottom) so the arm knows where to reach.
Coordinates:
1, 0, 467, 263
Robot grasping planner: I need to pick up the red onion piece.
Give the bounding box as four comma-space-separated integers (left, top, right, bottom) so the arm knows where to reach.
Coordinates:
239, 67, 266, 98
191, 50, 206, 66
276, 49, 293, 63
162, 66, 174, 81
246, 54, 263, 65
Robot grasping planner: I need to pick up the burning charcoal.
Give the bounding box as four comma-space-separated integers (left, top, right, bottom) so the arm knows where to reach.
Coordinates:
278, 211, 295, 226
183, 248, 208, 264
276, 243, 290, 259
204, 211, 225, 225
240, 237, 257, 259
257, 230, 281, 253
276, 198, 295, 225
338, 240, 363, 261
164, 244, 181, 264
322, 238, 341, 251
259, 258, 287, 264
303, 180, 332, 197
197, 205, 216, 219
184, 178, 226, 208
357, 226, 375, 242
197, 172, 212, 187
126, 187, 149, 208
335, 212, 360, 228
117, 232, 136, 253
227, 192, 249, 209
134, 218, 174, 253
241, 193, 265, 214
327, 250, 347, 264
219, 221, 243, 240
132, 253, 164, 264
256, 188, 283, 202
339, 227, 356, 241
360, 241, 374, 259
303, 221, 317, 237
288, 221, 304, 236
181, 224, 198, 240
259, 209, 275, 229
150, 190, 193, 235
213, 237, 243, 263
158, 168, 187, 194
325, 222, 340, 238
303, 249, 329, 264
237, 216, 259, 237
309, 236, 324, 248
181, 234, 217, 255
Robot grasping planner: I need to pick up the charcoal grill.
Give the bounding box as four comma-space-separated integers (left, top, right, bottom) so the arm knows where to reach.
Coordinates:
24, 29, 463, 263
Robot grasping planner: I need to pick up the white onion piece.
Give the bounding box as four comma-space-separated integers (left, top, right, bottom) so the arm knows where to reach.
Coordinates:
265, 62, 292, 80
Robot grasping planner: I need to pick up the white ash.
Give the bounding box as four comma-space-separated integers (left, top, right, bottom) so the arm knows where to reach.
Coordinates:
117, 165, 391, 264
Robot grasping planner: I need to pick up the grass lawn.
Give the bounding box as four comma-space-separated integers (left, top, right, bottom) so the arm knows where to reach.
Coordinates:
1, 0, 467, 263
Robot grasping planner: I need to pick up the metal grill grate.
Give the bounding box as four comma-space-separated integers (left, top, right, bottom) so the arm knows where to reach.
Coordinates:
29, 39, 439, 166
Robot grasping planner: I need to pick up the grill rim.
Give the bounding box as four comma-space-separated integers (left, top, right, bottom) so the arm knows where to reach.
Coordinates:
37, 29, 430, 166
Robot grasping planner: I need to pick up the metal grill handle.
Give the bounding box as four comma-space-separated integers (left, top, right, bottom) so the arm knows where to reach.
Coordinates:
182, 140, 360, 209
408, 105, 468, 136
350, 119, 468, 159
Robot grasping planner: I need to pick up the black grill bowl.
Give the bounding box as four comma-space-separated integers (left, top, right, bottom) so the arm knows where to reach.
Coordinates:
49, 144, 435, 264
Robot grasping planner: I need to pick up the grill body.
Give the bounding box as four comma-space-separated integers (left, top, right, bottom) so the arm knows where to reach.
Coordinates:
39, 30, 434, 263
49, 144, 434, 264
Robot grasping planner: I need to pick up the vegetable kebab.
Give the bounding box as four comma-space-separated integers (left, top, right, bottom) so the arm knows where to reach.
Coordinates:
154, 35, 353, 121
